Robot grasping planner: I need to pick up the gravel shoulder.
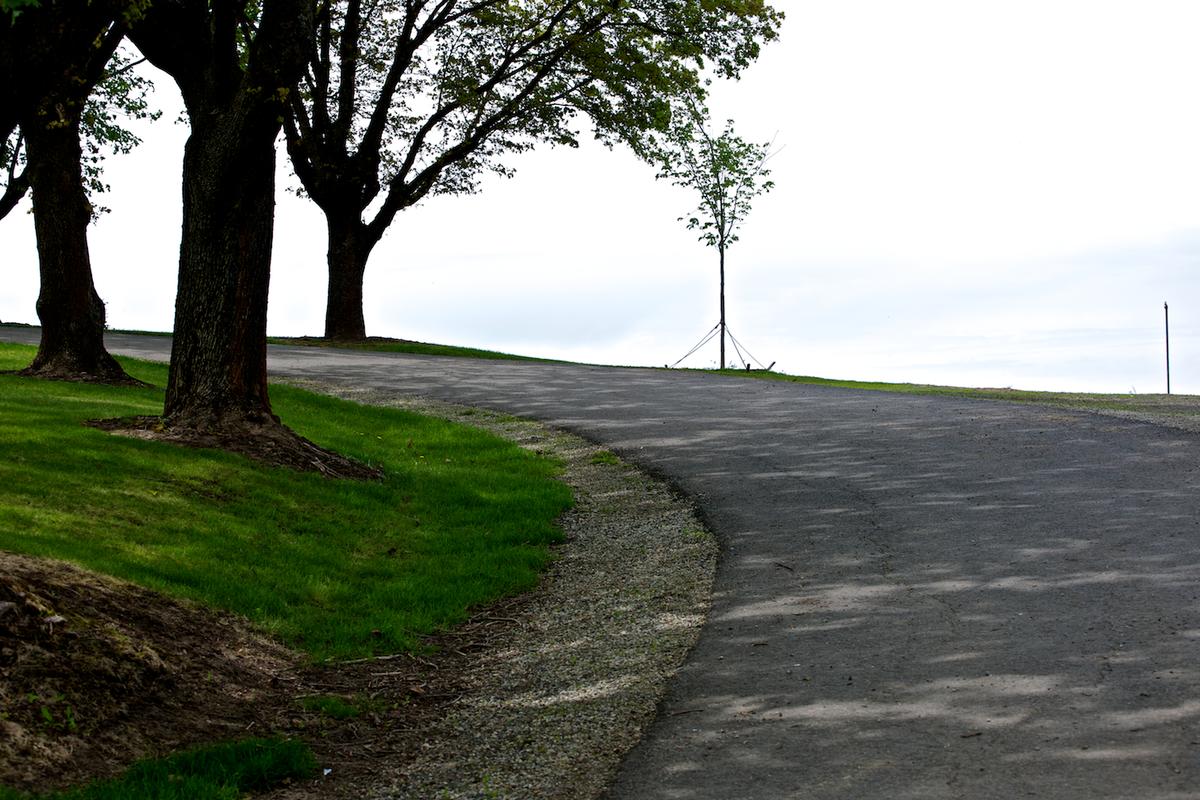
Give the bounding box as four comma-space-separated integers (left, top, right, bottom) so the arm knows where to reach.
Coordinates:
285, 383, 718, 800
1075, 403, 1200, 434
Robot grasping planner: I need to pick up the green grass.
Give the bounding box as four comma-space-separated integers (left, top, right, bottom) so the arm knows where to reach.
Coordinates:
102, 327, 553, 361
90, 326, 1200, 420
589, 450, 620, 466
711, 368, 1197, 417
104, 328, 173, 338
266, 335, 558, 362
0, 343, 572, 661
28, 326, 1196, 413
299, 694, 361, 720
0, 738, 315, 800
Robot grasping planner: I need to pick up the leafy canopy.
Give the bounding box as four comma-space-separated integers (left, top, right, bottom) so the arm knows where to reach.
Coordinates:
0, 0, 38, 14
286, 0, 783, 239
78, 47, 160, 216
0, 46, 158, 222
1, 0, 158, 222
655, 97, 775, 252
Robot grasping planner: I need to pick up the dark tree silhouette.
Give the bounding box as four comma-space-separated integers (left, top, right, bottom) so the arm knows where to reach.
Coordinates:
3, 1, 142, 383
285, 0, 783, 340
127, 0, 377, 476
128, 0, 315, 432
0, 130, 27, 220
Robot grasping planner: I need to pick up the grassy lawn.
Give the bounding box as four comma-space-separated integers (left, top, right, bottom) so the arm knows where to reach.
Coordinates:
22, 322, 1195, 418
0, 739, 314, 800
265, 335, 558, 362
99, 327, 553, 361
0, 343, 571, 661
711, 368, 1197, 418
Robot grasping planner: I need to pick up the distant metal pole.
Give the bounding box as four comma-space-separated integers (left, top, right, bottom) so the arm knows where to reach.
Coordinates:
1164, 301, 1171, 395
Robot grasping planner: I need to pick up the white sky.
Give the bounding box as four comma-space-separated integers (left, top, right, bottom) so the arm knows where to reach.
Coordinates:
2, 0, 1198, 392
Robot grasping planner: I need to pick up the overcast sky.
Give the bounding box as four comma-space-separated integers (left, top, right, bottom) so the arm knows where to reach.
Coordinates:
2, 0, 1198, 393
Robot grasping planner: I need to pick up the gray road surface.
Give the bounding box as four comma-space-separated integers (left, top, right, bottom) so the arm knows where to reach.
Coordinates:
5, 329, 1200, 799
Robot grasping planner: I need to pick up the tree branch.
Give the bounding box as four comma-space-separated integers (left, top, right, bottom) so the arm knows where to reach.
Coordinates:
334, 0, 362, 148
0, 129, 27, 221
367, 8, 608, 240
128, 0, 212, 108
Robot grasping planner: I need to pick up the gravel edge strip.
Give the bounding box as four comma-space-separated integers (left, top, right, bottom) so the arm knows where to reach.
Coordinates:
287, 382, 717, 800
1075, 406, 1200, 435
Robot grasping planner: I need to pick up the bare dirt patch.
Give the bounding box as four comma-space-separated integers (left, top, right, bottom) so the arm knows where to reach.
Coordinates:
0, 552, 466, 796
0, 551, 302, 791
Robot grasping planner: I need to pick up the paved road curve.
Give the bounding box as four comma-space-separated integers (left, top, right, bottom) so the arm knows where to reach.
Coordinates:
7, 329, 1200, 798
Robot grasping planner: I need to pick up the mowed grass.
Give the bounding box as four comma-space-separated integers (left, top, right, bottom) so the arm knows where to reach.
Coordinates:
43, 326, 1198, 414
713, 368, 1197, 417
0, 738, 314, 800
267, 335, 558, 362
0, 343, 571, 661
101, 327, 552, 361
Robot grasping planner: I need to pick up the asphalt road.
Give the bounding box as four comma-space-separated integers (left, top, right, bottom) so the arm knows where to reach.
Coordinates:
6, 329, 1200, 799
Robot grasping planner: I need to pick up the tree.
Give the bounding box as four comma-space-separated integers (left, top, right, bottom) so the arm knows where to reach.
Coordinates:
656, 99, 774, 369
126, 0, 374, 477
0, 0, 130, 202
2, 53, 155, 224
126, 0, 312, 436
0, 0, 42, 240
19, 46, 158, 384
4, 0, 369, 473
285, 0, 783, 341
3, 0, 147, 383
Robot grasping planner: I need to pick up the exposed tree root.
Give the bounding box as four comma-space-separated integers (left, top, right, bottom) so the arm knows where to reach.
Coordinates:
14, 362, 148, 388
9, 348, 147, 387
84, 416, 383, 480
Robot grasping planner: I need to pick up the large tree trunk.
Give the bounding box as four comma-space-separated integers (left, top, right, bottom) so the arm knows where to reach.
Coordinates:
323, 214, 373, 341
144, 108, 380, 478
124, 0, 315, 433
19, 114, 135, 384
118, 1, 380, 478
3, 1, 130, 383
162, 110, 279, 429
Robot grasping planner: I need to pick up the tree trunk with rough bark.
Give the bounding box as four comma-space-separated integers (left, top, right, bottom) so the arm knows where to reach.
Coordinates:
161, 109, 280, 429
122, 1, 377, 478
19, 112, 134, 384
323, 214, 375, 341
3, 1, 132, 383
129, 0, 314, 434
